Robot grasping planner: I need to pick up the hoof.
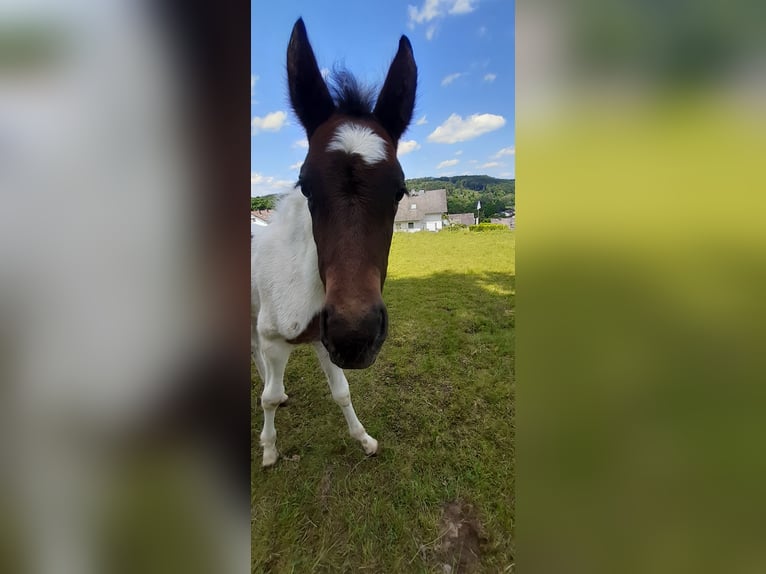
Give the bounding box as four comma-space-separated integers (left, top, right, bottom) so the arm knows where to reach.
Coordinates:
361, 436, 378, 456
262, 446, 279, 467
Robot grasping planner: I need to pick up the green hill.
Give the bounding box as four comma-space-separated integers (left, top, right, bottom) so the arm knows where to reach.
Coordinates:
405, 175, 515, 220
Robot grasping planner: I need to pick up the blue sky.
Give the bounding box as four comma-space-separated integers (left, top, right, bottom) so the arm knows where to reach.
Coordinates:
251, 0, 514, 196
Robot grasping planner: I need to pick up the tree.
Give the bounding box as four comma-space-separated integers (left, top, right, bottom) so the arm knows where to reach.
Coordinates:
251, 195, 276, 211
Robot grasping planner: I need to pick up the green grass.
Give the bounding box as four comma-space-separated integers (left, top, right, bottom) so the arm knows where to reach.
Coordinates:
252, 230, 515, 573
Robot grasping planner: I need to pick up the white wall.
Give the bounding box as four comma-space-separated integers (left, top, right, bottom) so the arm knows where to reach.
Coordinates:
423, 213, 444, 232
394, 213, 445, 232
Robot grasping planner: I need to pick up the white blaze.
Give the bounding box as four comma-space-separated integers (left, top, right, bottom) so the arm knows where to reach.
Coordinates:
327, 123, 389, 165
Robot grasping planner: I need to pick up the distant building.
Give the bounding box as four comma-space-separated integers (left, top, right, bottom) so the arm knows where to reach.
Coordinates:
490, 216, 515, 229
447, 213, 476, 226
251, 210, 273, 226
394, 189, 448, 232
251, 210, 273, 235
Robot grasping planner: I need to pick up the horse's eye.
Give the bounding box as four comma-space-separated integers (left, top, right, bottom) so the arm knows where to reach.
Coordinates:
395, 188, 406, 202
300, 184, 311, 198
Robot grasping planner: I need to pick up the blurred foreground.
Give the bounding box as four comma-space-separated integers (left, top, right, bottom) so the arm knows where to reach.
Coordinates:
0, 1, 249, 573
518, 2, 766, 573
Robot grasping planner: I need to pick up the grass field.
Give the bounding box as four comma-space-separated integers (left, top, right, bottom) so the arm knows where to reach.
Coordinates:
252, 229, 515, 573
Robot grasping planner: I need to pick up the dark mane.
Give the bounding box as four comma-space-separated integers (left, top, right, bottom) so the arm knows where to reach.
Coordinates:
327, 67, 377, 117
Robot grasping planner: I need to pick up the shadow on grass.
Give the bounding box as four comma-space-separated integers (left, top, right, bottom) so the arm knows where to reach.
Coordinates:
252, 270, 514, 573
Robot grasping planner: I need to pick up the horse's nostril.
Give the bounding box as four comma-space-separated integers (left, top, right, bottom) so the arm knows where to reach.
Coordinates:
379, 308, 388, 339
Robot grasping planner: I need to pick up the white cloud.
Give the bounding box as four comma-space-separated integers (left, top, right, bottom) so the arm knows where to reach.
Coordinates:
252, 111, 288, 135
492, 146, 515, 159
484, 73, 497, 82
427, 113, 506, 143
441, 72, 463, 86
455, 150, 463, 155
397, 140, 421, 156
415, 115, 428, 126
251, 172, 294, 196
320, 67, 330, 79
499, 172, 513, 178
481, 161, 500, 168
437, 158, 460, 169
408, 0, 479, 30
293, 138, 309, 149
449, 0, 477, 14
408, 0, 442, 25
426, 25, 437, 40
289, 161, 303, 171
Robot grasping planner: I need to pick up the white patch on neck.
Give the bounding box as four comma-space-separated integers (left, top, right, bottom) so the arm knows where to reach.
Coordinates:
327, 123, 389, 165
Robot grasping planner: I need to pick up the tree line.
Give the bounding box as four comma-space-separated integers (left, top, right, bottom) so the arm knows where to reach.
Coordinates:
251, 195, 277, 211
405, 175, 515, 221
251, 175, 515, 222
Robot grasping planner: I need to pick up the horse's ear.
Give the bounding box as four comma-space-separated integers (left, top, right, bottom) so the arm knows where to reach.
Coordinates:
287, 18, 335, 139
374, 36, 417, 143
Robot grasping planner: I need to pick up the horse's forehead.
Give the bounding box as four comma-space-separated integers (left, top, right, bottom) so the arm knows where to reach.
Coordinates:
322, 120, 391, 166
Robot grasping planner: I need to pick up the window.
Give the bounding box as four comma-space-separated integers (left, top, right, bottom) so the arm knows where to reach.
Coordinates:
410, 204, 417, 210
408, 222, 414, 229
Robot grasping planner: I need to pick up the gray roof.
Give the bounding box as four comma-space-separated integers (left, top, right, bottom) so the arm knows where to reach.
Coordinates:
395, 189, 448, 222
251, 209, 273, 222
448, 213, 475, 226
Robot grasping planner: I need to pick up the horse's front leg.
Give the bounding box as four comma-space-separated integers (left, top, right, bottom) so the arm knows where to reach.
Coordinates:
257, 336, 291, 467
313, 342, 378, 456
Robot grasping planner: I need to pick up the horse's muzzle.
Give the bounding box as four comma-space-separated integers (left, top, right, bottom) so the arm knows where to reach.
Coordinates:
320, 303, 388, 369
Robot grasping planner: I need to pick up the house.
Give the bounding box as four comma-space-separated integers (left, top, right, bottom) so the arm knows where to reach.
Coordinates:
394, 189, 448, 232
490, 216, 515, 229
447, 212, 476, 226
251, 209, 273, 228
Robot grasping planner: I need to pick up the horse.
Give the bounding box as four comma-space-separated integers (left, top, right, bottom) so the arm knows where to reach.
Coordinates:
251, 18, 417, 467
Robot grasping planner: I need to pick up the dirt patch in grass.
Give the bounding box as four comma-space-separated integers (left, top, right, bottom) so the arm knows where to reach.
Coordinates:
435, 500, 487, 573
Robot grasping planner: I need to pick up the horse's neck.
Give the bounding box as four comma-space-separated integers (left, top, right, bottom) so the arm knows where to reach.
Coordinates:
252, 191, 324, 339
